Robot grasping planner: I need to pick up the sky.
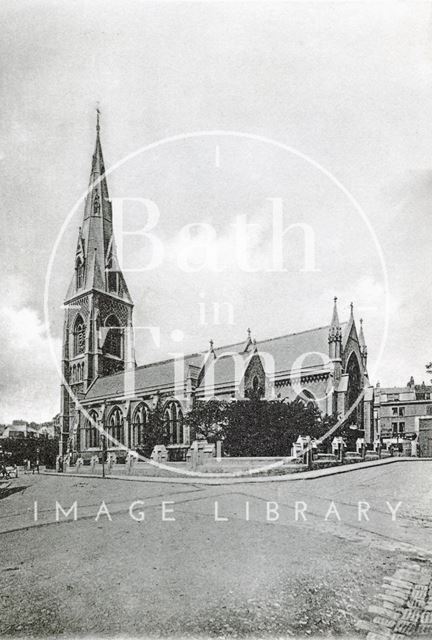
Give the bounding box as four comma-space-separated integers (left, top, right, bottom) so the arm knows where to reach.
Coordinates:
1, 0, 432, 423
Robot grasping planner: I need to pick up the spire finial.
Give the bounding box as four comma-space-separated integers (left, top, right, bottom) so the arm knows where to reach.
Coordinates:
360, 317, 363, 326
350, 301, 354, 317
329, 295, 340, 331
96, 103, 100, 134
247, 327, 251, 339
209, 338, 214, 350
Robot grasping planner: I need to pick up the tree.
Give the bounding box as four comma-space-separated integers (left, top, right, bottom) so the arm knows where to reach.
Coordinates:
184, 399, 228, 442
136, 400, 168, 458
184, 397, 334, 457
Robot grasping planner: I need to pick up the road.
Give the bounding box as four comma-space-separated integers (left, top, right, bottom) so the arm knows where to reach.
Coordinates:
0, 460, 431, 637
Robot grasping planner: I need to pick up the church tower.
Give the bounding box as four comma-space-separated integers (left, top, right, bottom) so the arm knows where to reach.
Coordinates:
60, 112, 134, 452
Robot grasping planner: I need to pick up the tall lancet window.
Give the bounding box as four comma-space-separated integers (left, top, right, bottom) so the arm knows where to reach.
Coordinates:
76, 258, 84, 289
73, 315, 85, 356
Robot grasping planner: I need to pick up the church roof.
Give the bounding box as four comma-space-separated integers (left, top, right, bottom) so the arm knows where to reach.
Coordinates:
84, 322, 348, 402
84, 353, 203, 402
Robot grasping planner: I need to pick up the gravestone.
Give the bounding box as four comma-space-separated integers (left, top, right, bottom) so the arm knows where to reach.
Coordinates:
151, 445, 168, 464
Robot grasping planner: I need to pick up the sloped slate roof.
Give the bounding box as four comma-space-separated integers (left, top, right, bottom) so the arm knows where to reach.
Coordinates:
199, 351, 251, 390
85, 353, 203, 401
85, 322, 346, 402
213, 324, 346, 377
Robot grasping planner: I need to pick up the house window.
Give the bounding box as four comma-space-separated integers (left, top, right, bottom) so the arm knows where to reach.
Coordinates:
392, 422, 398, 435
399, 407, 405, 417
392, 407, 398, 416
399, 422, 405, 434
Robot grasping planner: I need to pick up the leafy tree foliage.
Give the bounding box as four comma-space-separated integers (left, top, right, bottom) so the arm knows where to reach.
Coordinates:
184, 397, 335, 456
0, 436, 59, 467
184, 399, 228, 442
136, 399, 168, 458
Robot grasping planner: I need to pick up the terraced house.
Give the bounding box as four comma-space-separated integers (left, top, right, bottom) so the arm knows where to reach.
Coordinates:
60, 121, 374, 459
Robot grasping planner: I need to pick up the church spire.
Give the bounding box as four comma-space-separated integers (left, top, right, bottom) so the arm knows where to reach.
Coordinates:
243, 327, 253, 352
330, 296, 340, 329
64, 111, 132, 304
328, 297, 342, 360
359, 318, 368, 368
359, 318, 366, 348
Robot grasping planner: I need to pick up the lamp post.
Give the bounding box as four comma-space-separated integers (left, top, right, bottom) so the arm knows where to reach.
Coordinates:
101, 434, 106, 478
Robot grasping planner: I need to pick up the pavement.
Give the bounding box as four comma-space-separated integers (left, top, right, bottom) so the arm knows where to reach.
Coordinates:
42, 455, 429, 484
0, 460, 431, 638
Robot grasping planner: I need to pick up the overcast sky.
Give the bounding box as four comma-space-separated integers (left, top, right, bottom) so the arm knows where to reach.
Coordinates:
1, 0, 432, 423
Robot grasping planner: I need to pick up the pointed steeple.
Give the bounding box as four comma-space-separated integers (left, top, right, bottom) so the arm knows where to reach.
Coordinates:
328, 297, 342, 360
65, 110, 132, 304
243, 327, 253, 352
359, 318, 366, 348
208, 338, 216, 358
331, 296, 340, 329
359, 318, 368, 368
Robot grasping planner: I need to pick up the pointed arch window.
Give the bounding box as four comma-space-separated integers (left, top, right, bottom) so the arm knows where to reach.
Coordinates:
347, 353, 362, 426
106, 407, 124, 446
76, 258, 84, 289
85, 410, 100, 449
165, 401, 183, 445
132, 403, 149, 448
73, 315, 85, 356
299, 389, 317, 411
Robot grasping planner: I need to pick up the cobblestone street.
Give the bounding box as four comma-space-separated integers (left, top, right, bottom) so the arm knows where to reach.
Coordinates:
0, 460, 431, 638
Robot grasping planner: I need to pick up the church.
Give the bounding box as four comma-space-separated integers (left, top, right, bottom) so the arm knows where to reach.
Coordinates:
60, 120, 374, 460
